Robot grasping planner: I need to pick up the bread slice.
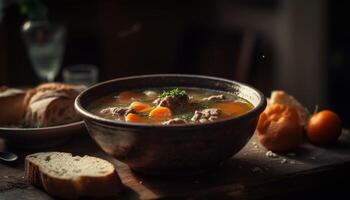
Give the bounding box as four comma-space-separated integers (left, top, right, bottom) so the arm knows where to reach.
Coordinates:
25, 152, 123, 200
268, 90, 309, 126
0, 87, 27, 125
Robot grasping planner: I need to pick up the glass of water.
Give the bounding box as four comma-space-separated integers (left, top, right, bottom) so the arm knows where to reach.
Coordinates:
21, 21, 66, 82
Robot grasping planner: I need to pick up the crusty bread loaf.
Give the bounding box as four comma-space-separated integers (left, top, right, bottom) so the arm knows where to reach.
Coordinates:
24, 82, 86, 106
25, 152, 123, 200
25, 91, 80, 127
0, 83, 85, 127
0, 87, 27, 125
24, 83, 86, 127
268, 90, 309, 126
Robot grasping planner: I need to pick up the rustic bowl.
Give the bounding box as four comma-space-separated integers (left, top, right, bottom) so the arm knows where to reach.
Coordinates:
75, 74, 266, 175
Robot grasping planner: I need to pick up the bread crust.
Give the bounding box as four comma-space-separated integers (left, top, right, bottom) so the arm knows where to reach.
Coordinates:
25, 152, 124, 200
0, 87, 27, 125
24, 83, 85, 106
268, 90, 309, 126
23, 83, 86, 127
0, 83, 85, 126
24, 92, 80, 127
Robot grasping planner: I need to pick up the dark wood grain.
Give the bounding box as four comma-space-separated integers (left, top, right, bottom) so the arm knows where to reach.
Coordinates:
1, 130, 350, 200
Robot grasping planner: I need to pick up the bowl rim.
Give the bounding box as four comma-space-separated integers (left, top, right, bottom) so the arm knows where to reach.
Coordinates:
75, 74, 266, 129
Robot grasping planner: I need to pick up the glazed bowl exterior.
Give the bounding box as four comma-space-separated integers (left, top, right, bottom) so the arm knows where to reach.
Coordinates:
75, 74, 266, 175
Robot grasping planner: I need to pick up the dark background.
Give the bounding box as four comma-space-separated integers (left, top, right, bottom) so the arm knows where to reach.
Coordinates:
1, 1, 350, 199
0, 0, 349, 128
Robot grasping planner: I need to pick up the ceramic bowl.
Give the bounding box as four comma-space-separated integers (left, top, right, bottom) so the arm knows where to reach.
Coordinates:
75, 74, 266, 175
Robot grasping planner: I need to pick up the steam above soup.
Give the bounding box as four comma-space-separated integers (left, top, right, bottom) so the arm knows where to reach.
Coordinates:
88, 87, 253, 125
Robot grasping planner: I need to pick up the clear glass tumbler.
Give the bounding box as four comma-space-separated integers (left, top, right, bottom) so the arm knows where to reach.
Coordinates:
21, 21, 66, 82
63, 64, 99, 86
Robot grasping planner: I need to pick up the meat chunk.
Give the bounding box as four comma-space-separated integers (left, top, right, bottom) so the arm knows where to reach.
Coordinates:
153, 95, 189, 111
100, 107, 134, 117
191, 108, 222, 123
201, 94, 225, 102
112, 107, 134, 116
162, 118, 187, 125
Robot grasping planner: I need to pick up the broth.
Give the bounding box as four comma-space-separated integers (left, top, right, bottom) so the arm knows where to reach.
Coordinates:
88, 87, 253, 125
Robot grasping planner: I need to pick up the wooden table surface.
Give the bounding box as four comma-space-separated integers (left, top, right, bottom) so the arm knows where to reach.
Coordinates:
1, 129, 350, 200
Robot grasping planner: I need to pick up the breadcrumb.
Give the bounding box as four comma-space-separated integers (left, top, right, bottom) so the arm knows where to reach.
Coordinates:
265, 151, 279, 158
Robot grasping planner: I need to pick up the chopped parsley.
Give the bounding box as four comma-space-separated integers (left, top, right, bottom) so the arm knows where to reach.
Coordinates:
193, 102, 211, 110
159, 88, 187, 98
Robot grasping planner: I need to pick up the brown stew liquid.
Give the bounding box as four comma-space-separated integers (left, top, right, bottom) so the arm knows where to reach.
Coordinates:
88, 87, 253, 125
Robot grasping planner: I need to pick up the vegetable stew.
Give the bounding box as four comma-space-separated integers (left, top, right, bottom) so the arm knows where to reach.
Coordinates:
88, 87, 253, 125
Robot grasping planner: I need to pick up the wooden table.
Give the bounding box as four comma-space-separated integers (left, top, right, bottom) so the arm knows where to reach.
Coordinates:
1, 130, 350, 200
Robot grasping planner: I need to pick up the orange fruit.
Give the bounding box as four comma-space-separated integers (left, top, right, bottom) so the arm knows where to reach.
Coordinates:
306, 110, 342, 145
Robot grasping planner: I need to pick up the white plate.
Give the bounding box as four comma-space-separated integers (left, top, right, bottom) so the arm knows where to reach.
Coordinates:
0, 121, 85, 149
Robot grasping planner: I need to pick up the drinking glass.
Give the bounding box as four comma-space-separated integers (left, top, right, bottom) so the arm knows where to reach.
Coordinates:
63, 64, 99, 86
21, 21, 66, 82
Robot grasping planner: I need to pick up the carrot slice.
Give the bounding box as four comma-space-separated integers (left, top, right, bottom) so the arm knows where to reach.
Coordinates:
130, 102, 151, 112
214, 102, 252, 116
118, 91, 142, 103
125, 113, 143, 123
149, 106, 172, 118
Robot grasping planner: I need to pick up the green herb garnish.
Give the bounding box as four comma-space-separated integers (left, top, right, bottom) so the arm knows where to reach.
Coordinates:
193, 102, 211, 110
159, 88, 187, 98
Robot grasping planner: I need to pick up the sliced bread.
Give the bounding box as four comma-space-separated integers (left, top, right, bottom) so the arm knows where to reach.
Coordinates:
24, 83, 86, 127
24, 91, 81, 127
0, 87, 27, 125
24, 82, 86, 106
25, 152, 123, 199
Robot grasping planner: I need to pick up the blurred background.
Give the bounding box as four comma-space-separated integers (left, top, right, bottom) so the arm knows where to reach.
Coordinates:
0, 0, 349, 127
